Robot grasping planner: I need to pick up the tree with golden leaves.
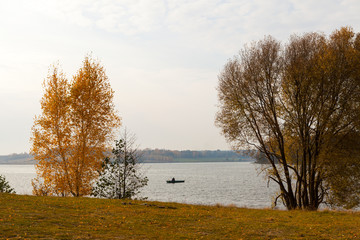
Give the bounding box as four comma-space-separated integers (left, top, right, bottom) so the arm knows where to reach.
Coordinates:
216, 27, 360, 210
31, 56, 121, 197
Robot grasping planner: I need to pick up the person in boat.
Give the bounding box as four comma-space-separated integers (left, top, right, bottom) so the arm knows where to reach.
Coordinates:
171, 177, 175, 182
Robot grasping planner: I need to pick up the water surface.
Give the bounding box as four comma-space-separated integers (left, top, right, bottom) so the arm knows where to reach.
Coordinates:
0, 162, 279, 208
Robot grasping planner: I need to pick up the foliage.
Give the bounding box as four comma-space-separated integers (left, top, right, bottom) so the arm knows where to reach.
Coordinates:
0, 175, 15, 193
1, 194, 360, 239
30, 55, 121, 197
323, 133, 360, 209
216, 27, 360, 210
92, 129, 148, 199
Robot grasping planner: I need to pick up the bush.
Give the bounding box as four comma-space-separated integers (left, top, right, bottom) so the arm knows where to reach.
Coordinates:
0, 175, 15, 193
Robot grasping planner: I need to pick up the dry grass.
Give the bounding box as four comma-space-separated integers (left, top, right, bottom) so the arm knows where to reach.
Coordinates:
0, 193, 359, 239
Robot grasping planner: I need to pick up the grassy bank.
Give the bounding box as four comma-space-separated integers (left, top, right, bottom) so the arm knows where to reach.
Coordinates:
0, 194, 359, 239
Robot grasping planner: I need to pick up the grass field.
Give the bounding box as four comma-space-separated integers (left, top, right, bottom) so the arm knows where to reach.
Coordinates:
0, 193, 359, 239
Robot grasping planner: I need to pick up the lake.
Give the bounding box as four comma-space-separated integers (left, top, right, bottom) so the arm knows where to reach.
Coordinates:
0, 162, 280, 209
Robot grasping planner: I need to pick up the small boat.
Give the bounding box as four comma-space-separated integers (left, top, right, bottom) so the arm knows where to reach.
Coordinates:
166, 179, 185, 183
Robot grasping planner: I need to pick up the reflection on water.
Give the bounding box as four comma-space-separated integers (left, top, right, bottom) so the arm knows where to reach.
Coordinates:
0, 162, 280, 209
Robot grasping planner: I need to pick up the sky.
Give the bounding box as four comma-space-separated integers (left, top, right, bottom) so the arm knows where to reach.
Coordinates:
0, 0, 360, 155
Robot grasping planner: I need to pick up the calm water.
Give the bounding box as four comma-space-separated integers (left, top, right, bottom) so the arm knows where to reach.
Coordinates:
0, 162, 280, 209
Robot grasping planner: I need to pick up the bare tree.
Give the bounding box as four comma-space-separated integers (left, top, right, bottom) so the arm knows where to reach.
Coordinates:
216, 27, 360, 210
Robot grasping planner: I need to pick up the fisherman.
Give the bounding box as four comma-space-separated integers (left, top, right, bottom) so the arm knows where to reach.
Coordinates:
172, 177, 175, 182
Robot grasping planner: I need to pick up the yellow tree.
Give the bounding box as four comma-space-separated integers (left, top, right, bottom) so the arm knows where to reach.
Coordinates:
31, 56, 120, 197
31, 65, 72, 196
69, 56, 120, 196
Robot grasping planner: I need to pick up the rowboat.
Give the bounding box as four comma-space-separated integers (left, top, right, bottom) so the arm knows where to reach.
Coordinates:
166, 180, 185, 183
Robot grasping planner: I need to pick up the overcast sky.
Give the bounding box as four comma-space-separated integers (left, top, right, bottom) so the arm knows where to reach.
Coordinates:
0, 0, 359, 155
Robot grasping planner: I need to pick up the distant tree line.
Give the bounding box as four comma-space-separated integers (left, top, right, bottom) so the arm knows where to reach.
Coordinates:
139, 149, 252, 162
0, 153, 31, 161
0, 150, 253, 164
0, 153, 34, 164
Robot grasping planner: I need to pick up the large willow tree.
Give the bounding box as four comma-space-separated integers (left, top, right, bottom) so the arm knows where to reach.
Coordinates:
216, 27, 360, 210
31, 56, 121, 197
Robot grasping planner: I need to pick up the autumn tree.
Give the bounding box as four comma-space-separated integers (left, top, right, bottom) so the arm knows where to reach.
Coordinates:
31, 56, 120, 197
92, 129, 148, 199
216, 27, 360, 210
323, 132, 360, 209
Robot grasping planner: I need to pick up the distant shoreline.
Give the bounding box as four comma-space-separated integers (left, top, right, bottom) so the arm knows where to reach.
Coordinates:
0, 150, 255, 165
0, 160, 255, 165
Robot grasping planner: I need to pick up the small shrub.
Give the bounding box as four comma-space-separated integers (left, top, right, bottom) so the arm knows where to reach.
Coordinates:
0, 175, 15, 193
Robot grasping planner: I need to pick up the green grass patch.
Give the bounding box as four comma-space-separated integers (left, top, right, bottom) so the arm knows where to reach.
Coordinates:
0, 193, 359, 239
